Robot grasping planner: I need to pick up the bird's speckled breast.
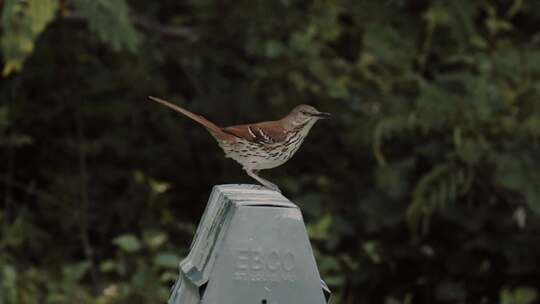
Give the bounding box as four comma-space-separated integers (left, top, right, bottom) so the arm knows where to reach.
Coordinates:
219, 127, 309, 170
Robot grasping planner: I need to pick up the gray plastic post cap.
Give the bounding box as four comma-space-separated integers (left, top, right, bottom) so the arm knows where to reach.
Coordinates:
169, 184, 330, 304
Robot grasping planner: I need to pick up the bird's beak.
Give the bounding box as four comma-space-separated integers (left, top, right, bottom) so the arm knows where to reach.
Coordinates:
313, 112, 332, 119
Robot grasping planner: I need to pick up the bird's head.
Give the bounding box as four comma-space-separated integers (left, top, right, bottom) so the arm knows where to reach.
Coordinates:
286, 104, 331, 127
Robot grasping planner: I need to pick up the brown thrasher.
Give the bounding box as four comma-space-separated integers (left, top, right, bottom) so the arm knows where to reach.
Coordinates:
149, 96, 330, 192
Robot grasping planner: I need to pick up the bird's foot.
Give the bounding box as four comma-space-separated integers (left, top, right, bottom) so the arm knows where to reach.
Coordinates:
246, 170, 282, 193
262, 182, 281, 193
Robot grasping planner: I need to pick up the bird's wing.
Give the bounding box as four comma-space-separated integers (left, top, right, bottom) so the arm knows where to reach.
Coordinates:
223, 121, 287, 144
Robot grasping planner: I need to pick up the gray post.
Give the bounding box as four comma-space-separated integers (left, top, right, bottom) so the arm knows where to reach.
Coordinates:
169, 184, 331, 304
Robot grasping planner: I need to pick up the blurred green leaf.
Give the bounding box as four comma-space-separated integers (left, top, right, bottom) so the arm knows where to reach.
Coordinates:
424, 5, 450, 26
1, 0, 59, 76
149, 179, 171, 194
307, 214, 332, 240
62, 261, 91, 283
143, 230, 168, 250
71, 0, 142, 52
99, 260, 116, 273
153, 253, 180, 269
113, 234, 142, 253
495, 154, 540, 214
0, 264, 17, 303
514, 288, 538, 304
501, 287, 538, 304
362, 241, 381, 263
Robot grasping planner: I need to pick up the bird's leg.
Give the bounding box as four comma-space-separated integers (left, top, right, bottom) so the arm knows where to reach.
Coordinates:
246, 170, 281, 193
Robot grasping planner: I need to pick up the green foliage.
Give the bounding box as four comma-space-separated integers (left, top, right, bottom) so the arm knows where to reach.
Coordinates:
501, 287, 538, 304
1, 0, 540, 303
495, 153, 540, 214
0, 264, 17, 304
1, 0, 141, 77
112, 234, 142, 253
406, 163, 472, 236
1, 0, 59, 75
71, 0, 142, 52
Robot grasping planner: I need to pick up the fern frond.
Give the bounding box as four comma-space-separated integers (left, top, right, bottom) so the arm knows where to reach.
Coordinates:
406, 163, 472, 236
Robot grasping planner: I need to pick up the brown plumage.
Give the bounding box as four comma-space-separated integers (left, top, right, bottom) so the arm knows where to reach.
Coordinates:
149, 96, 330, 192
223, 121, 288, 143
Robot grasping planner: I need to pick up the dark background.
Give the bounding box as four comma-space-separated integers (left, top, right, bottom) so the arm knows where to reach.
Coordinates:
1, 0, 540, 303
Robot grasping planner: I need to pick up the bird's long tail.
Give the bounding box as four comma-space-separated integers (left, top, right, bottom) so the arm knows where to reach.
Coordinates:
149, 96, 229, 140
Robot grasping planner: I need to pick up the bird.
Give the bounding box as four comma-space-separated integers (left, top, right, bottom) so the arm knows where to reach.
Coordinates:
148, 96, 331, 192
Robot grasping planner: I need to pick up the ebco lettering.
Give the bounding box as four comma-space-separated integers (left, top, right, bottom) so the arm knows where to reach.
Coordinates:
233, 248, 297, 282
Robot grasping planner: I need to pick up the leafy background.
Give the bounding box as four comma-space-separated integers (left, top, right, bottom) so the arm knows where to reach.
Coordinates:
1, 0, 540, 303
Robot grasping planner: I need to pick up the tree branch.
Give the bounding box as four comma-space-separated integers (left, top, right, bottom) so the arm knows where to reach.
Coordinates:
129, 14, 197, 41
62, 11, 198, 42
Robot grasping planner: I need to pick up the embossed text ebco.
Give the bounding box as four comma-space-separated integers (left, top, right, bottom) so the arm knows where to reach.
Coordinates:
234, 248, 297, 283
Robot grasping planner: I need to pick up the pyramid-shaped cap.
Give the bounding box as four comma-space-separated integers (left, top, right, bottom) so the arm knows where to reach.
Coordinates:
169, 184, 330, 304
